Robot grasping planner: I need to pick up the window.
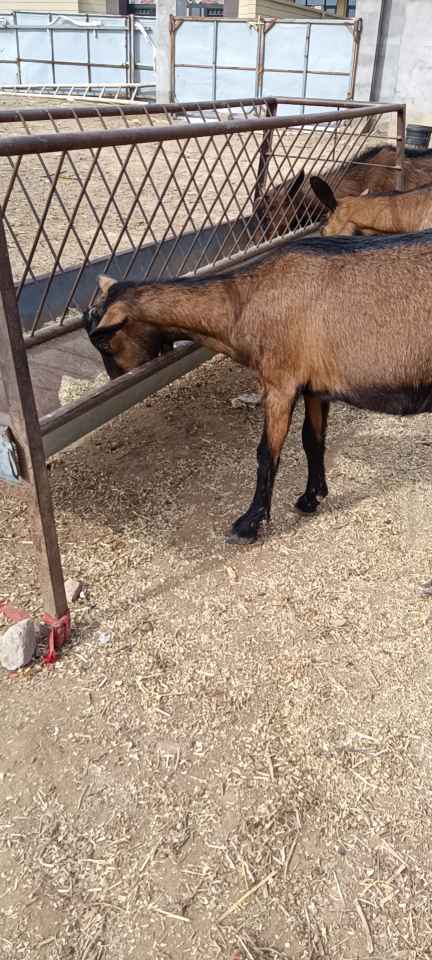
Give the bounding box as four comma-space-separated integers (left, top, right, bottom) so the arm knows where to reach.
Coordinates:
295, 1, 356, 14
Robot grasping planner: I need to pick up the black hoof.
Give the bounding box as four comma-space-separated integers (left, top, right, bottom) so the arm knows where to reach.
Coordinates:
225, 529, 257, 545
295, 493, 319, 514
226, 514, 260, 545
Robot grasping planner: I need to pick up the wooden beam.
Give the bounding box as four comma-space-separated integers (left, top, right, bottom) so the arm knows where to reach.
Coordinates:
0, 217, 67, 618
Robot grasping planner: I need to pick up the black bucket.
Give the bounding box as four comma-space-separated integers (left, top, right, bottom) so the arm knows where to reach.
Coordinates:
406, 123, 432, 151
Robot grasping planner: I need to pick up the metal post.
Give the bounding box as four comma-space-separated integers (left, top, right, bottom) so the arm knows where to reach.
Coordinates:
0, 217, 67, 618
157, 0, 177, 102
49, 14, 56, 85
14, 12, 22, 86
301, 22, 311, 112
212, 20, 218, 102
253, 97, 277, 206
129, 13, 135, 87
86, 15, 92, 85
395, 103, 406, 191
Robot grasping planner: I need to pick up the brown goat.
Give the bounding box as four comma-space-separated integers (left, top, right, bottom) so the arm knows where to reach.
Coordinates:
255, 145, 432, 240
86, 229, 432, 545
310, 177, 432, 237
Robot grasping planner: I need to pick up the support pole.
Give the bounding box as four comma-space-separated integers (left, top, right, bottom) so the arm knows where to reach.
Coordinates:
395, 103, 406, 191
0, 217, 67, 618
156, 0, 177, 102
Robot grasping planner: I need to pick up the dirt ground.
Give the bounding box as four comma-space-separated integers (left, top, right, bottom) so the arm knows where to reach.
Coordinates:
2, 354, 432, 960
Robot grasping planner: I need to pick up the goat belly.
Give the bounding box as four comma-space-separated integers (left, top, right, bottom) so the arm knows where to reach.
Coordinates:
327, 384, 432, 416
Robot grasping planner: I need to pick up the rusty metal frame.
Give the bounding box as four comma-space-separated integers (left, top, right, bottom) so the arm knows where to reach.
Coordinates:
170, 15, 362, 105
0, 96, 405, 619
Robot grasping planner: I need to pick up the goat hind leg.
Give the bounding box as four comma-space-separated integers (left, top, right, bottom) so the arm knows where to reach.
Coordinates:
296, 395, 329, 514
226, 387, 296, 544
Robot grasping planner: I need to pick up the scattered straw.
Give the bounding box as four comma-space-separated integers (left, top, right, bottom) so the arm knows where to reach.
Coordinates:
355, 898, 374, 955
219, 871, 277, 922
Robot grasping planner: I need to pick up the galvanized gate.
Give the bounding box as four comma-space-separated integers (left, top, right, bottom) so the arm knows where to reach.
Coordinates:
0, 12, 156, 90
170, 15, 362, 105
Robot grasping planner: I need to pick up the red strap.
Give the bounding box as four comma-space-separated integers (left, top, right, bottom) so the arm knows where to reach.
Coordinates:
0, 599, 71, 665
43, 611, 71, 664
0, 600, 30, 622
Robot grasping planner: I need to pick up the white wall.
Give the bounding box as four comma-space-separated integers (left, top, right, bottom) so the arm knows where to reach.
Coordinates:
356, 0, 432, 126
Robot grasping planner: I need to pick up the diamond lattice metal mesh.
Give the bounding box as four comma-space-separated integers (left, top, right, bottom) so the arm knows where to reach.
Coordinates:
0, 100, 399, 337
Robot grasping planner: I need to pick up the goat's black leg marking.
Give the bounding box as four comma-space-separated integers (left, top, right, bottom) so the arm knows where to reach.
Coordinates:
227, 389, 296, 544
227, 427, 277, 544
296, 396, 329, 514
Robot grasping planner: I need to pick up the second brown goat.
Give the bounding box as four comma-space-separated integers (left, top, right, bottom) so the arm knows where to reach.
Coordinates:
255, 144, 432, 239
310, 176, 432, 236
85, 229, 432, 545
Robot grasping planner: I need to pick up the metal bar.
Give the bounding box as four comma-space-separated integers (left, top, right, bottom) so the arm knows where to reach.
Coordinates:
346, 18, 362, 99
212, 20, 218, 103
86, 15, 92, 85
41, 345, 212, 457
0, 104, 404, 157
172, 16, 354, 24
255, 18, 263, 100
0, 96, 373, 125
129, 12, 135, 85
0, 216, 67, 617
14, 12, 22, 86
132, 62, 352, 76
49, 13, 56, 85
396, 104, 406, 191
253, 98, 277, 206
302, 22, 312, 112
169, 15, 176, 102
2, 57, 129, 69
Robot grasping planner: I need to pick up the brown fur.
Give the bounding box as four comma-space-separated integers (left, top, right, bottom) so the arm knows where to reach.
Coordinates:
313, 179, 432, 237
87, 230, 432, 542
94, 237, 432, 391
256, 145, 432, 239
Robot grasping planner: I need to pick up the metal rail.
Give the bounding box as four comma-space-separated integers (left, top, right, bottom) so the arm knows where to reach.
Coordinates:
0, 103, 402, 156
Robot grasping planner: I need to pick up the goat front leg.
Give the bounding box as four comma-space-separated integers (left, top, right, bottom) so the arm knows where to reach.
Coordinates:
226, 386, 297, 544
296, 395, 329, 514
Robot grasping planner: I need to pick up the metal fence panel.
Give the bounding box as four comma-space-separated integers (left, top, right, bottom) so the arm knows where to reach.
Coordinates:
0, 12, 130, 90
0, 13, 359, 105
171, 16, 361, 105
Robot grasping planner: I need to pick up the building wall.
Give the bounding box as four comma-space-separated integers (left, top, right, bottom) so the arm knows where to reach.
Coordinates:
356, 0, 432, 126
238, 0, 329, 17
78, 0, 109, 11
0, 0, 80, 10
0, 0, 111, 11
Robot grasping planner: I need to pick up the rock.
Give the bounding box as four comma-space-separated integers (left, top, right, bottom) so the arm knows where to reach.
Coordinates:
0, 619, 36, 671
65, 578, 82, 604
230, 391, 263, 409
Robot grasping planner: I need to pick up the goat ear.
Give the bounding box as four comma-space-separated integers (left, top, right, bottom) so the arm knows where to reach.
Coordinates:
310, 176, 337, 212
288, 168, 305, 197
97, 275, 116, 297
90, 318, 128, 342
